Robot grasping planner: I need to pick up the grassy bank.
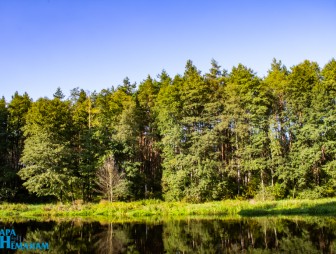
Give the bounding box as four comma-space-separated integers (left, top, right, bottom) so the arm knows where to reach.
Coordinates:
1, 198, 336, 221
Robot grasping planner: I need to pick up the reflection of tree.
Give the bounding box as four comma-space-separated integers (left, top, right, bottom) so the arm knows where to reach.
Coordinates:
13, 221, 107, 253
162, 218, 336, 253
94, 223, 165, 253
279, 235, 320, 254
163, 219, 248, 253
4, 217, 336, 253
94, 223, 132, 254
14, 220, 164, 253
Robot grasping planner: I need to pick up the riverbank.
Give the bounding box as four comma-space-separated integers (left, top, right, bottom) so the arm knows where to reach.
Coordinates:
1, 198, 336, 220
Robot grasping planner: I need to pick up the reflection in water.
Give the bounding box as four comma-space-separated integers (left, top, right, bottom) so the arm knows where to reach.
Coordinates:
1, 217, 336, 253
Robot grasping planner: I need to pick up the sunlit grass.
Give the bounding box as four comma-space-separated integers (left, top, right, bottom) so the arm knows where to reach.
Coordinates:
1, 198, 336, 221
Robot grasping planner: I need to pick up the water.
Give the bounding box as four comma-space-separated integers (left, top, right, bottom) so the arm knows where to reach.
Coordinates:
1, 217, 336, 253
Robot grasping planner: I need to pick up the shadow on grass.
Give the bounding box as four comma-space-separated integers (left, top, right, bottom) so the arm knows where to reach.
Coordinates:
239, 201, 336, 217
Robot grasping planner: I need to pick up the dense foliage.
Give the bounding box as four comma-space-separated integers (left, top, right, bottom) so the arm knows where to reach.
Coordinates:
1, 58, 336, 202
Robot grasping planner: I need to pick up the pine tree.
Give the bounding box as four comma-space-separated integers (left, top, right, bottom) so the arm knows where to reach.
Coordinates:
53, 87, 65, 100
284, 60, 321, 197
264, 59, 289, 198
5, 92, 32, 200
0, 97, 10, 200
137, 75, 162, 198
158, 60, 224, 201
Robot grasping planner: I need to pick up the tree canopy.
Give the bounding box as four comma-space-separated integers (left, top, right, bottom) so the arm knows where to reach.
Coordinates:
1, 58, 336, 202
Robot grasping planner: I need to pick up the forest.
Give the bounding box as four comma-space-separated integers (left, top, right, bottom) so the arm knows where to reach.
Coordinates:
0, 58, 336, 203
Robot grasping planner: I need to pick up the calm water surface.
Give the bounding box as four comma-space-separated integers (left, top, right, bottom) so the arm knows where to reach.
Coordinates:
1, 217, 336, 253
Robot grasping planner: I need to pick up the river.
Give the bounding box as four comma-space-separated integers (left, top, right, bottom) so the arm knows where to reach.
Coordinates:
1, 217, 335, 253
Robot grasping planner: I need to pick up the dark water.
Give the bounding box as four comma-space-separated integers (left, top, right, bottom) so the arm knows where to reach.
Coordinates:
1, 217, 336, 253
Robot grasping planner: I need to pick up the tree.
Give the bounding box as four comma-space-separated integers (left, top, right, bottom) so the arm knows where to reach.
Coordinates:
95, 154, 125, 202
283, 60, 321, 197
118, 77, 136, 95
7, 92, 32, 171
6, 58, 336, 202
0, 97, 10, 200
306, 59, 336, 197
53, 87, 65, 100
18, 129, 76, 201
5, 92, 32, 201
158, 60, 224, 201
264, 59, 289, 198
94, 82, 145, 200
0, 97, 8, 165
137, 75, 162, 198
71, 89, 101, 202
18, 97, 78, 201
222, 64, 273, 198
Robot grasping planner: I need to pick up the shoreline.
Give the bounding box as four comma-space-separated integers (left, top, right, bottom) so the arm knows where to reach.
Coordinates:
1, 198, 336, 221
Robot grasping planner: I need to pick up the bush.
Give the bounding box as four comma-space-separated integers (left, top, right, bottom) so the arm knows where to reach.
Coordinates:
254, 183, 286, 201
297, 186, 327, 199
113, 179, 133, 201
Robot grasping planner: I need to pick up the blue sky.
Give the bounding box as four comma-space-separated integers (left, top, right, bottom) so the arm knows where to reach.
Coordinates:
1, 0, 335, 101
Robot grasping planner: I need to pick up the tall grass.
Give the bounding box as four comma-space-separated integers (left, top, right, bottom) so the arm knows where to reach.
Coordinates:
1, 198, 336, 221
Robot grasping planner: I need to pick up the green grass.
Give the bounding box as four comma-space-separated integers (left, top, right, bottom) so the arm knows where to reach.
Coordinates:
238, 198, 336, 216
1, 198, 336, 221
